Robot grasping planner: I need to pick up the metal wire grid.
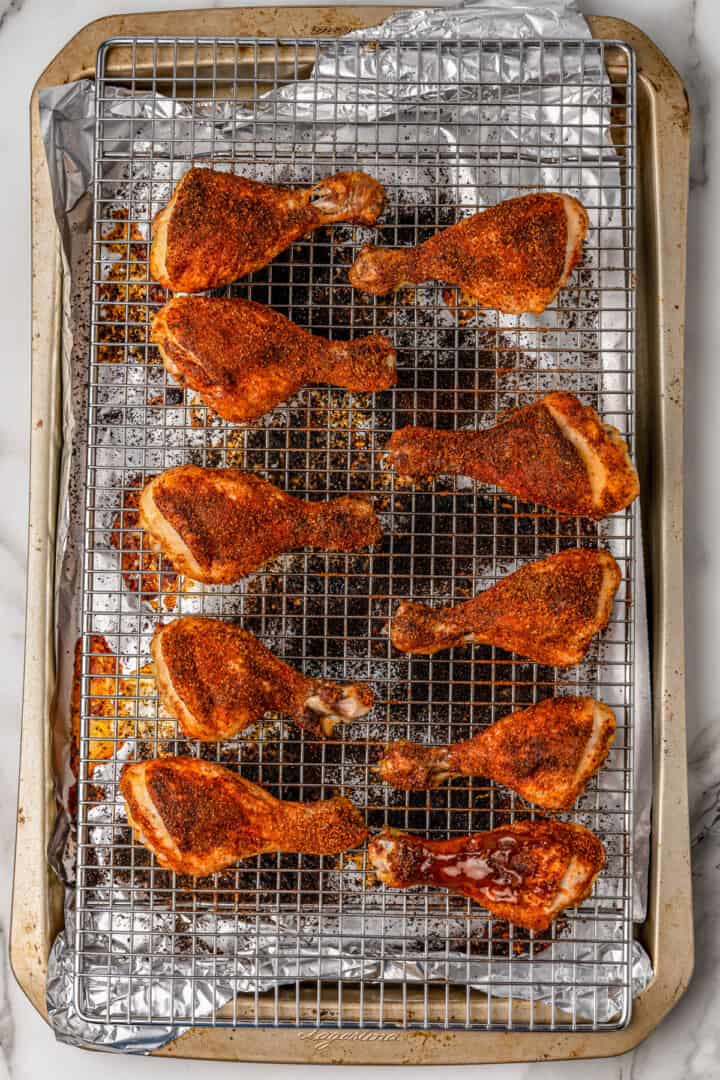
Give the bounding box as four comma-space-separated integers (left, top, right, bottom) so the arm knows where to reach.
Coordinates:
74, 36, 636, 1031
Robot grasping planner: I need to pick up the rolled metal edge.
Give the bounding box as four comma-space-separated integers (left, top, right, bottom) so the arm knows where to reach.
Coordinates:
15, 7, 691, 1062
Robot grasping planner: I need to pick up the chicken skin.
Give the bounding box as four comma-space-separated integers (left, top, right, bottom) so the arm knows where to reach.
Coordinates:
152, 296, 397, 423
390, 548, 621, 666
151, 167, 386, 292
139, 466, 383, 585
386, 392, 639, 520
121, 757, 368, 876
377, 696, 616, 810
349, 192, 589, 314
368, 820, 605, 931
153, 616, 374, 740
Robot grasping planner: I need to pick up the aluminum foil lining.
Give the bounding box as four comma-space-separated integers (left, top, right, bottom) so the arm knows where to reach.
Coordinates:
39, 0, 653, 1052
49, 867, 653, 1054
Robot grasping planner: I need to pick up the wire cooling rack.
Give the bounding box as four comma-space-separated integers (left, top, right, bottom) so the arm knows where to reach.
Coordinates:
74, 36, 636, 1031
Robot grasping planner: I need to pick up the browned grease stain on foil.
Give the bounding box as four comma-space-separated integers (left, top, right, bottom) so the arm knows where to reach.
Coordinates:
96, 208, 166, 365
110, 481, 180, 611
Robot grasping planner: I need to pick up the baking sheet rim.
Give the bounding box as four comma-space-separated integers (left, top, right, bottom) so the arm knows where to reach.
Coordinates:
14, 6, 691, 1064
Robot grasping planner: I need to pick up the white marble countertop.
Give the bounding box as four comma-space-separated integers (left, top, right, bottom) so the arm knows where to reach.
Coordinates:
0, 0, 716, 1076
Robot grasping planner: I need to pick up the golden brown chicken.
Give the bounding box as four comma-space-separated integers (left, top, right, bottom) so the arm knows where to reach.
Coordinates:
121, 757, 368, 876
349, 192, 589, 314
139, 465, 383, 585
376, 696, 616, 809
153, 616, 374, 740
368, 820, 605, 931
152, 296, 397, 423
385, 393, 639, 519
151, 167, 386, 292
389, 547, 621, 666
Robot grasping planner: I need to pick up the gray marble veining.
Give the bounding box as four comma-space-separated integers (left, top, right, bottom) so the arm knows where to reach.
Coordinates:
0, 929, 12, 1079
0, 0, 25, 35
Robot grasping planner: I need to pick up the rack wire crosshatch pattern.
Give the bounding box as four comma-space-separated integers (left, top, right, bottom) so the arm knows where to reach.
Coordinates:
75, 36, 636, 1032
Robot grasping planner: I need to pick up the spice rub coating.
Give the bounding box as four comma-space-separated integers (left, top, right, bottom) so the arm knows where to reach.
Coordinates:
139, 465, 383, 585
153, 615, 374, 740
349, 192, 589, 314
368, 819, 605, 931
121, 756, 369, 876
389, 547, 621, 666
377, 696, 616, 809
153, 295, 397, 423
151, 167, 386, 292
386, 392, 639, 519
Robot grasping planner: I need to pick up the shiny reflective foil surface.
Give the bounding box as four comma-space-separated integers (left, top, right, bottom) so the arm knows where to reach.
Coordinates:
40, 0, 652, 1051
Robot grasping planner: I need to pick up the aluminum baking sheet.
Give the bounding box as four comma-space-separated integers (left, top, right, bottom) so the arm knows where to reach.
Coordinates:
39, 0, 652, 1050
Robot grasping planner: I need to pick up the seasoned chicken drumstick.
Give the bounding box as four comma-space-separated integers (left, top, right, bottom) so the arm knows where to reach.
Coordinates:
386, 392, 639, 519
349, 192, 588, 314
368, 820, 605, 932
153, 296, 397, 423
151, 167, 386, 292
140, 465, 382, 584
390, 548, 621, 666
121, 757, 368, 876
377, 696, 616, 809
153, 616, 374, 740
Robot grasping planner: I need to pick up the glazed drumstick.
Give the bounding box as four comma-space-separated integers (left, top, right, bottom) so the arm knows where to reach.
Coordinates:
349, 192, 588, 314
139, 465, 383, 584
377, 696, 616, 810
121, 757, 368, 876
153, 616, 374, 740
151, 167, 386, 292
368, 820, 605, 932
390, 548, 621, 666
153, 296, 397, 423
386, 392, 639, 520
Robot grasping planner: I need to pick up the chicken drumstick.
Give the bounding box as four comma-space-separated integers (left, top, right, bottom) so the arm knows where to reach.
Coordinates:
386, 392, 639, 519
153, 296, 397, 423
139, 465, 382, 585
151, 167, 386, 292
377, 696, 616, 809
153, 616, 374, 740
349, 192, 588, 314
390, 547, 621, 666
121, 757, 368, 876
368, 820, 605, 932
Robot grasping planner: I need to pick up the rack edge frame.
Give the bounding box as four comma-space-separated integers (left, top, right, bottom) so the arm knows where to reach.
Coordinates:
14, 6, 691, 1064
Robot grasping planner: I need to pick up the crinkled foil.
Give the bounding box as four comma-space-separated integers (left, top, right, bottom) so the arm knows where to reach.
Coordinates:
39, 0, 653, 1052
